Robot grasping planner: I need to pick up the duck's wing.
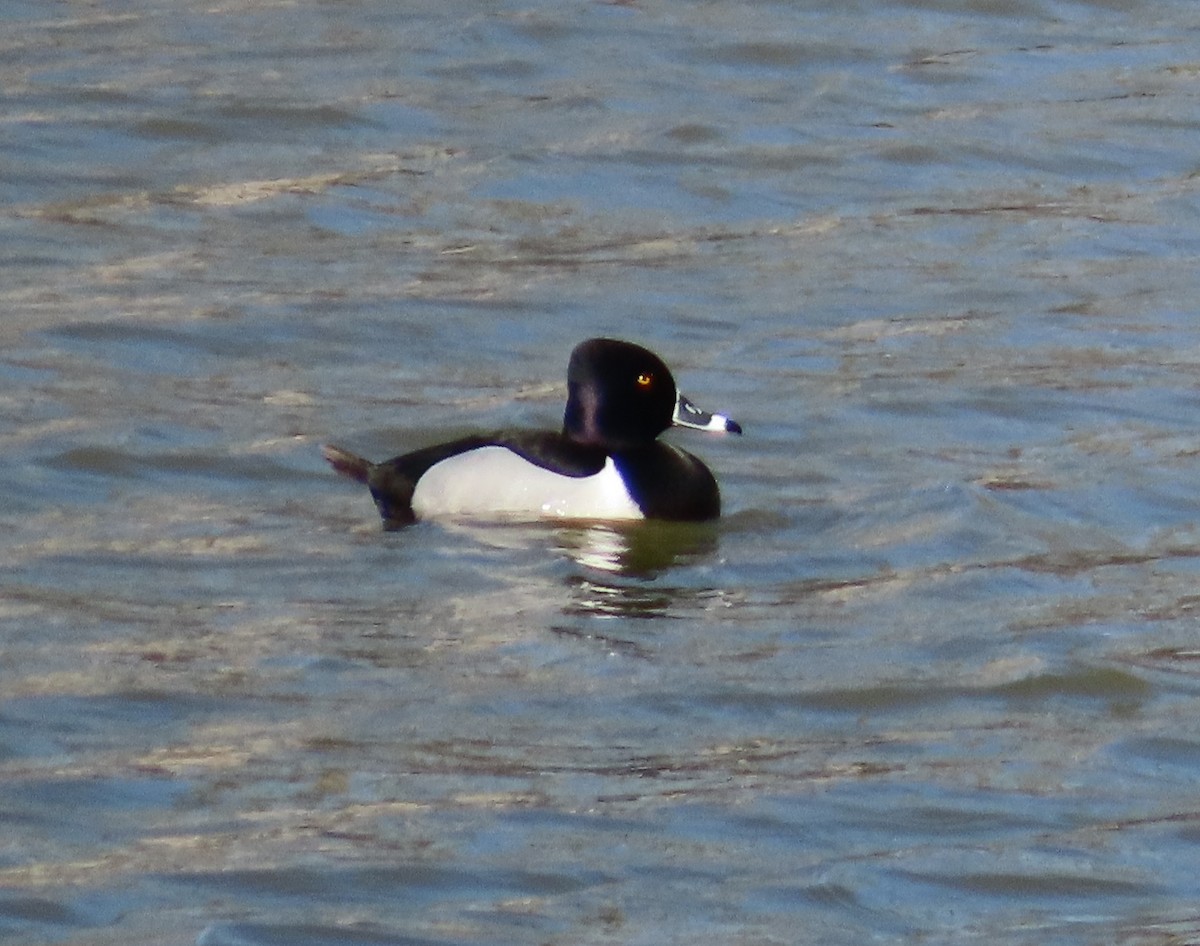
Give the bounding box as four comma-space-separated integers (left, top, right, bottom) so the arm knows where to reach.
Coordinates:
493, 431, 607, 478
362, 435, 496, 527
326, 431, 610, 528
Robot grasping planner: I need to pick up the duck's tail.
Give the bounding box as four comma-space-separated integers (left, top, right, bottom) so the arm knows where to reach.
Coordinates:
322, 444, 373, 484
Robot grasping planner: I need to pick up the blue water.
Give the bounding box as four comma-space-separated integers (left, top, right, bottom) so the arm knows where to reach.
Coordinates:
4, 1, 1200, 944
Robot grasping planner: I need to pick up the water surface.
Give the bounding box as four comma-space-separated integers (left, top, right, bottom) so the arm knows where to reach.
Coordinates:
4, 1, 1200, 943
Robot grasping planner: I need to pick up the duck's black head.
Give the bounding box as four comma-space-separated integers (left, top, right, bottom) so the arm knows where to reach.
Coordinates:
562, 338, 740, 449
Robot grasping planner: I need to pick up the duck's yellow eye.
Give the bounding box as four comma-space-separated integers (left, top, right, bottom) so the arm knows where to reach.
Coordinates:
636, 372, 653, 388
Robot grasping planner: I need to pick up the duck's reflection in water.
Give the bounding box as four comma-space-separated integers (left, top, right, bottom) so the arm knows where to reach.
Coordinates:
557, 520, 719, 578
554, 520, 722, 623
434, 518, 725, 635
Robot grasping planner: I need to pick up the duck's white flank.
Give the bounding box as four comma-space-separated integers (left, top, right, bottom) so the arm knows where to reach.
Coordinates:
410, 446, 643, 521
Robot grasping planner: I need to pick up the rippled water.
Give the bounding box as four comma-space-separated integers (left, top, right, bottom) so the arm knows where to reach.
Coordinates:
5, 1, 1200, 943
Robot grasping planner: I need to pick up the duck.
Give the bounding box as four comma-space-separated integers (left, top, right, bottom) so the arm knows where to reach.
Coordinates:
323, 337, 741, 527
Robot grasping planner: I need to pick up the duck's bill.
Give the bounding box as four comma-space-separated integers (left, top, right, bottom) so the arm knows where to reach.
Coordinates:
673, 393, 743, 435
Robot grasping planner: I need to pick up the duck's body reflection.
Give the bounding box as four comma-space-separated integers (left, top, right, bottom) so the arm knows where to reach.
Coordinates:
439, 518, 722, 623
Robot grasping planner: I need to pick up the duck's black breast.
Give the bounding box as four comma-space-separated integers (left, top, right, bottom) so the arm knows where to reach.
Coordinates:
610, 443, 721, 521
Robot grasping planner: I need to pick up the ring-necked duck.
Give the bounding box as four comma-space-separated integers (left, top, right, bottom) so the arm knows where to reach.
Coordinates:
323, 337, 741, 527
